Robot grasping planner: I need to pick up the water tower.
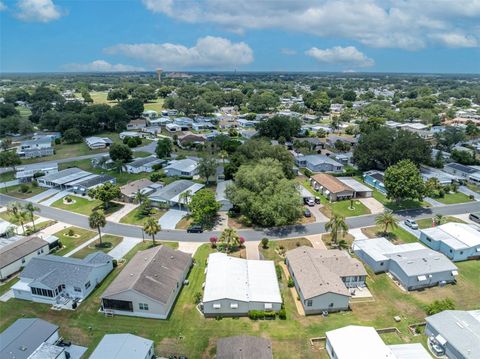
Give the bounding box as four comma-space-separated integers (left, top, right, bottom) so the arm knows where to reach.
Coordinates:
156, 68, 163, 81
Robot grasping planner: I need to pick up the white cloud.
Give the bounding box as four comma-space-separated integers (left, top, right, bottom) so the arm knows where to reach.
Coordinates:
62, 60, 145, 72
280, 48, 297, 56
0, 2, 7, 11
16, 0, 63, 22
141, 0, 480, 50
431, 33, 478, 48
105, 36, 254, 68
306, 46, 375, 68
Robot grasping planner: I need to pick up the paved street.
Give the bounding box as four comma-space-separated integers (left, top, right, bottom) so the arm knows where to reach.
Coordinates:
1, 193, 479, 242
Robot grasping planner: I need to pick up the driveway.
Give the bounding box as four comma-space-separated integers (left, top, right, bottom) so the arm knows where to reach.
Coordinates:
398, 221, 421, 239
349, 228, 368, 240
304, 234, 327, 249
29, 188, 59, 203
459, 185, 480, 201
423, 197, 443, 207
107, 203, 138, 223
40, 190, 71, 206
108, 236, 140, 259
309, 205, 329, 222
178, 242, 203, 255
158, 209, 188, 230
245, 241, 260, 259
358, 197, 384, 214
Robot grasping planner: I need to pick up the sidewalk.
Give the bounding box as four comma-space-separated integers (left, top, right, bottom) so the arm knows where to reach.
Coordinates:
37, 221, 68, 237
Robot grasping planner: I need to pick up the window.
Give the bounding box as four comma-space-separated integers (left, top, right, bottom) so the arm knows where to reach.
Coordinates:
306, 300, 313, 307
213, 303, 221, 309
85, 281, 91, 289
380, 262, 384, 266
230, 303, 238, 309
139, 303, 149, 310
74, 287, 81, 292
22, 258, 26, 264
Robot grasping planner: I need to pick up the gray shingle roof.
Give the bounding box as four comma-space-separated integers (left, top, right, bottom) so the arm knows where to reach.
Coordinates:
386, 248, 457, 276
126, 155, 164, 168
217, 336, 273, 359
0, 236, 48, 269
74, 174, 115, 189
446, 162, 478, 174
149, 179, 196, 202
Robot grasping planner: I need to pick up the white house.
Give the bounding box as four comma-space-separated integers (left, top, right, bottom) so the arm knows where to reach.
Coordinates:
85, 136, 112, 149
123, 155, 164, 174
119, 131, 144, 140
202, 253, 282, 317
166, 123, 182, 132
164, 158, 199, 177
89, 334, 155, 359
15, 162, 58, 182
16, 137, 54, 159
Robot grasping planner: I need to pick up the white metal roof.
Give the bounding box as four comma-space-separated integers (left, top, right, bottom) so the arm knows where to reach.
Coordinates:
203, 253, 282, 304
337, 177, 372, 193
421, 222, 480, 250
89, 334, 153, 359
326, 325, 395, 359
388, 344, 431, 359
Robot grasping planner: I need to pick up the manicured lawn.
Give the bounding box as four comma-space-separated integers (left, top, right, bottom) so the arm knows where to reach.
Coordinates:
0, 277, 19, 296
120, 207, 167, 226
362, 225, 419, 244
260, 237, 312, 261
435, 192, 473, 205
143, 99, 164, 113
1, 237, 478, 358
328, 200, 370, 217
21, 142, 107, 165
0, 184, 47, 199
0, 171, 15, 182
133, 151, 151, 158
71, 234, 123, 259
51, 196, 123, 216
466, 183, 480, 194
0, 211, 39, 226
322, 233, 355, 248
53, 227, 97, 256
416, 216, 466, 229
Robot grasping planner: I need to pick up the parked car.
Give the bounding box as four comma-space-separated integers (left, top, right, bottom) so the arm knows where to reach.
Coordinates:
187, 224, 203, 233
315, 196, 321, 204
304, 197, 315, 206
304, 208, 312, 217
404, 219, 418, 230
469, 212, 480, 224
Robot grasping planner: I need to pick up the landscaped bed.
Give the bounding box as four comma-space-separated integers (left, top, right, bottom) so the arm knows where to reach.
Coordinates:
53, 227, 97, 256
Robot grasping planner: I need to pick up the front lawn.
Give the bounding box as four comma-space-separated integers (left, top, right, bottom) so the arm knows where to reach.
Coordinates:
361, 225, 419, 244
120, 207, 167, 226
416, 216, 466, 229
53, 227, 97, 256
321, 199, 371, 218
434, 192, 473, 205
0, 211, 39, 226
260, 237, 312, 261
71, 234, 123, 259
322, 233, 355, 248
175, 216, 193, 230
51, 196, 123, 216
0, 184, 47, 199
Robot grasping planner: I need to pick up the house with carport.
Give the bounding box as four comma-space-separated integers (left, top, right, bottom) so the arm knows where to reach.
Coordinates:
310, 173, 354, 201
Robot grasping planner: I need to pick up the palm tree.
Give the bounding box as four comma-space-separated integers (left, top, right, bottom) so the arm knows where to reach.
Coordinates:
375, 210, 398, 235
135, 190, 148, 205
218, 150, 228, 166
89, 210, 106, 246
178, 190, 192, 211
198, 157, 217, 186
325, 214, 348, 246
434, 214, 444, 226
143, 217, 161, 246
7, 202, 26, 234
219, 228, 240, 252
25, 202, 39, 231
113, 159, 124, 173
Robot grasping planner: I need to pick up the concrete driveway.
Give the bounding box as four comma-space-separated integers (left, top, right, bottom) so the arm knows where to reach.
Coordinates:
107, 203, 138, 223
158, 209, 188, 230
358, 197, 384, 214
29, 188, 59, 203
398, 221, 421, 239
40, 190, 71, 206
108, 237, 141, 259
309, 205, 329, 222
178, 242, 203, 255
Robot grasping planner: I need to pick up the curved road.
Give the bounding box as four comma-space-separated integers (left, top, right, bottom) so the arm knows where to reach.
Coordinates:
1, 193, 478, 242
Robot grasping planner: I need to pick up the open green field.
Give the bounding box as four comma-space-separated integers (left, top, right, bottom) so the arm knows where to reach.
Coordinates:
1, 238, 479, 358
416, 216, 466, 229
71, 234, 123, 259
0, 184, 47, 199
78, 91, 164, 112
53, 227, 97, 256
120, 207, 167, 225
435, 192, 473, 205
51, 196, 123, 216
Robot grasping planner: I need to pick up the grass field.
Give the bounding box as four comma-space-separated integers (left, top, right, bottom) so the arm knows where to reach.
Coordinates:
416, 216, 466, 229
0, 184, 47, 199
78, 91, 164, 113
71, 234, 123, 259
120, 207, 167, 225
53, 227, 97, 256
51, 196, 123, 216
1, 237, 479, 358
435, 192, 473, 205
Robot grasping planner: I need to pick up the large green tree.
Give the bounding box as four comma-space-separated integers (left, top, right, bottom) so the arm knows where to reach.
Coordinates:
88, 182, 121, 209
0, 151, 21, 170
384, 160, 425, 203
109, 143, 133, 163
189, 189, 220, 226
198, 157, 217, 185
226, 159, 303, 227
155, 138, 172, 158
256, 115, 301, 140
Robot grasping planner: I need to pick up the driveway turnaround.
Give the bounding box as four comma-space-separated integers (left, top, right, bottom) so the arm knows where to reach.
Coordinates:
29, 188, 59, 203
158, 209, 188, 230
40, 190, 70, 206
108, 236, 140, 260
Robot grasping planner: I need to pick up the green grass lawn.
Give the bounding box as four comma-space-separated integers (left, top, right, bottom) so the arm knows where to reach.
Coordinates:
26, 220, 56, 234
71, 234, 123, 259
119, 207, 167, 226
0, 277, 19, 296
362, 225, 419, 244
51, 196, 123, 216
327, 200, 371, 217
133, 151, 151, 158
260, 237, 312, 261
466, 183, 480, 194
0, 171, 15, 182
0, 211, 39, 226
53, 227, 97, 256
0, 184, 47, 199
434, 192, 473, 205
21, 142, 107, 165
1, 238, 479, 358
416, 216, 466, 229
18, 106, 32, 120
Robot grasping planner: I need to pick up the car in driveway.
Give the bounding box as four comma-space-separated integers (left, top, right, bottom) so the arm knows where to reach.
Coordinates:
187, 224, 203, 233
304, 208, 312, 217
469, 212, 480, 224
404, 219, 419, 230
304, 197, 315, 206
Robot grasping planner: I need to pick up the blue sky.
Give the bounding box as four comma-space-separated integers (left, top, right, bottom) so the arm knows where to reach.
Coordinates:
1, 0, 479, 73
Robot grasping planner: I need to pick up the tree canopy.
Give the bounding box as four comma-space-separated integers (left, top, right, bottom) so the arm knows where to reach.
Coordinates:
384, 160, 425, 202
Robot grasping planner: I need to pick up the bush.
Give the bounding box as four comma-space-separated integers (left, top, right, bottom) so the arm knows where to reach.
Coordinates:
67, 228, 75, 236
287, 277, 295, 288
31, 180, 39, 187
150, 172, 163, 182
278, 308, 287, 320
304, 168, 313, 178
194, 292, 202, 304
55, 138, 61, 145
425, 298, 455, 315
112, 259, 118, 268
275, 264, 283, 280
19, 184, 30, 193
261, 237, 269, 249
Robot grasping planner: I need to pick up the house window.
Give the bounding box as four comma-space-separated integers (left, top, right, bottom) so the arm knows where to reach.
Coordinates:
230, 303, 239, 309
22, 258, 26, 264
139, 303, 149, 310
380, 262, 384, 266
213, 303, 221, 309
85, 281, 91, 289
306, 300, 313, 307
74, 287, 81, 292
329, 303, 334, 307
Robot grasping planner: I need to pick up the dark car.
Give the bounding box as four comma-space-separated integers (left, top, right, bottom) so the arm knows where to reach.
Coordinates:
304, 208, 312, 218
315, 196, 321, 204
469, 212, 480, 224
187, 224, 203, 233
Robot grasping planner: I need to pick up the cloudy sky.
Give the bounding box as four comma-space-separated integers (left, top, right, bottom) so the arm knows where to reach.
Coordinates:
1, 0, 479, 73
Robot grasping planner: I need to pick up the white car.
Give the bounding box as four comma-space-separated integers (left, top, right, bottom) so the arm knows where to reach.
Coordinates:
404, 219, 419, 230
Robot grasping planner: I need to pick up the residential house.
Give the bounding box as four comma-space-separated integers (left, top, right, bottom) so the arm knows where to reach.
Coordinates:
101, 245, 192, 319
216, 180, 233, 211
85, 136, 112, 150
89, 334, 155, 359
202, 253, 282, 317
149, 180, 204, 207
286, 247, 367, 314
0, 318, 67, 359
237, 119, 258, 128
126, 119, 147, 130
420, 165, 457, 185
91, 154, 114, 170
119, 131, 144, 140
363, 170, 386, 194
443, 163, 479, 181
425, 310, 480, 359
165, 123, 182, 132
12, 252, 113, 306
123, 155, 164, 174
15, 162, 58, 182
148, 117, 171, 127
0, 236, 50, 281
37, 167, 115, 194
142, 109, 157, 119
336, 177, 373, 198
69, 174, 116, 195
163, 158, 199, 177
419, 223, 480, 262
177, 133, 206, 148
16, 137, 54, 159
353, 237, 458, 290
295, 154, 344, 173
216, 336, 273, 359
119, 179, 162, 203
174, 117, 193, 130
326, 135, 358, 148
326, 325, 431, 359
310, 174, 354, 201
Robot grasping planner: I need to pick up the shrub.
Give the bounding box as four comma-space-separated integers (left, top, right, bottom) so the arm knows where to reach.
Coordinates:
31, 180, 39, 187
112, 259, 118, 268
304, 168, 313, 178
275, 265, 283, 280
19, 184, 29, 193
150, 172, 163, 182
287, 278, 295, 288
261, 237, 269, 249
425, 298, 455, 316
278, 308, 287, 320
194, 292, 202, 304
55, 138, 61, 145
67, 228, 75, 237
